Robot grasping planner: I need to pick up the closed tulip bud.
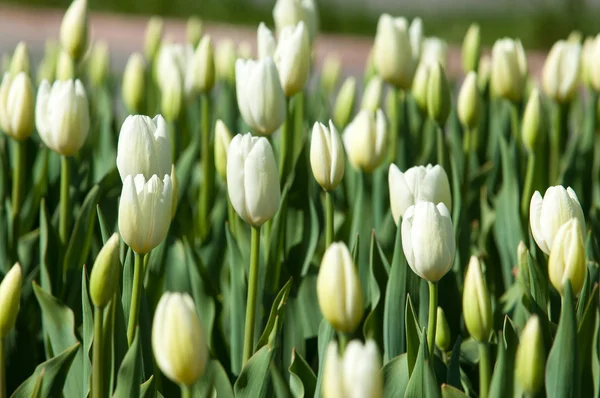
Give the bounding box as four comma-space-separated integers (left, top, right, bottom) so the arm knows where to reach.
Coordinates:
360, 76, 383, 112
214, 119, 232, 180
373, 14, 416, 89
257, 23, 276, 60
0, 263, 22, 338
60, 0, 88, 62
227, 133, 280, 227
333, 77, 356, 129
311, 120, 344, 193
160, 67, 183, 122
462, 24, 481, 73
170, 164, 178, 218
581, 36, 595, 88
186, 16, 203, 47
152, 292, 208, 386
186, 35, 215, 95
10, 42, 30, 77
274, 21, 311, 97
122, 53, 146, 114
321, 54, 341, 94
388, 163, 451, 224
522, 88, 542, 152
422, 37, 448, 69
323, 340, 383, 398
409, 17, 423, 61
317, 242, 363, 333
477, 55, 491, 92
548, 218, 586, 296
412, 62, 430, 115
0, 72, 35, 140
235, 58, 286, 135
402, 201, 455, 282
119, 174, 172, 254
37, 41, 59, 84
463, 256, 492, 342
542, 40, 581, 103
517, 240, 531, 291
457, 72, 480, 130
427, 62, 451, 126
87, 41, 110, 88
343, 109, 387, 173
273, 0, 318, 43
56, 51, 76, 81
90, 233, 120, 308
144, 17, 164, 60
491, 38, 527, 103
116, 115, 172, 181
215, 40, 237, 84
436, 307, 451, 351
36, 79, 90, 156
529, 186, 585, 255
515, 316, 545, 394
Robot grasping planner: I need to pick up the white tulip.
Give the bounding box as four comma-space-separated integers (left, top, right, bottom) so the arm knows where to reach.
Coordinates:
35, 79, 90, 156
60, 0, 88, 61
529, 186, 585, 255
0, 72, 35, 140
343, 109, 387, 173
388, 163, 452, 224
160, 64, 183, 122
542, 40, 581, 103
0, 263, 22, 338
215, 39, 237, 84
373, 14, 416, 89
119, 174, 172, 254
548, 218, 586, 296
402, 201, 455, 282
421, 37, 448, 68
227, 133, 280, 227
490, 38, 527, 103
274, 21, 311, 96
116, 114, 172, 181
214, 119, 233, 180
122, 53, 146, 114
152, 292, 208, 386
310, 120, 345, 191
185, 35, 215, 95
257, 22, 276, 59
360, 76, 383, 112
272, 0, 318, 42
408, 17, 423, 61
235, 57, 286, 135
462, 256, 492, 342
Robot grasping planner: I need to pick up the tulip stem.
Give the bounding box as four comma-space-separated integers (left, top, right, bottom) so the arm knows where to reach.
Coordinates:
127, 252, 144, 346
243, 226, 261, 365
11, 139, 25, 220
227, 199, 238, 238
478, 342, 491, 398
279, 96, 293, 184
462, 127, 472, 206
199, 93, 214, 241
337, 332, 348, 353
520, 152, 536, 232
436, 125, 446, 172
325, 191, 334, 247
92, 306, 104, 398
427, 281, 438, 359
549, 101, 569, 184
59, 155, 71, 247
0, 337, 5, 398
180, 384, 192, 398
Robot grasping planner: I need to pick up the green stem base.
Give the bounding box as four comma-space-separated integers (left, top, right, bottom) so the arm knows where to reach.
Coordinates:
479, 342, 491, 398
243, 226, 261, 365
127, 252, 144, 346
427, 281, 438, 359
325, 191, 334, 247
92, 307, 104, 398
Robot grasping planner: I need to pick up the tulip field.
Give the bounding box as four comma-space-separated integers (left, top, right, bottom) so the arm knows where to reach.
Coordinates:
1, 0, 600, 397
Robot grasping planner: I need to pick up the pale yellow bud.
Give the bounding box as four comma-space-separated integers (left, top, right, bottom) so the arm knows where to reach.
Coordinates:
463, 256, 492, 342
56, 51, 76, 81
186, 16, 203, 47
548, 218, 586, 296
515, 316, 545, 394
214, 119, 232, 180
144, 17, 164, 60
412, 62, 430, 115
0, 263, 22, 338
457, 72, 480, 130
122, 53, 146, 114
87, 41, 110, 88
90, 233, 121, 308
333, 77, 356, 129
521, 88, 542, 152
462, 24, 481, 73
10, 42, 30, 77
427, 62, 451, 126
360, 75, 383, 112
435, 306, 451, 351
60, 0, 89, 62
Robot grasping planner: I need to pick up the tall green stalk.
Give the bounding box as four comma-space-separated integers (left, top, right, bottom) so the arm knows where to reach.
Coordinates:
92, 307, 104, 398
198, 93, 214, 241
279, 96, 294, 184
549, 101, 569, 184
521, 152, 536, 231
325, 191, 334, 247
11, 139, 25, 219
436, 125, 446, 171
462, 126, 473, 206
338, 332, 348, 353
243, 226, 261, 365
180, 384, 192, 398
127, 252, 144, 346
478, 342, 491, 398
427, 281, 438, 359
59, 155, 71, 247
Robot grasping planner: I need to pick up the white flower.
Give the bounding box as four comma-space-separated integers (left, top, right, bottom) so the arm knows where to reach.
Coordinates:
310, 120, 345, 191
0, 72, 35, 140
462, 256, 492, 342
60, 0, 88, 61
257, 22, 276, 59
122, 53, 146, 113
0, 263, 22, 338
421, 37, 448, 68
373, 14, 417, 89
214, 119, 233, 180
343, 109, 387, 173
548, 218, 586, 296
185, 35, 215, 95
274, 21, 311, 96
272, 0, 318, 42
490, 38, 527, 103
542, 40, 581, 103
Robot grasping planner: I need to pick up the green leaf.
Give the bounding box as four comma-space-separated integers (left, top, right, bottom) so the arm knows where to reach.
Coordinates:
289, 348, 317, 398
233, 346, 274, 398
592, 313, 599, 397
96, 205, 112, 244
578, 284, 599, 394
363, 230, 391, 346
382, 354, 409, 398
297, 273, 322, 339
256, 278, 292, 350
140, 375, 154, 398
489, 317, 518, 398
63, 185, 100, 273
175, 140, 199, 202
314, 320, 335, 398
81, 268, 93, 398
195, 360, 235, 398
441, 384, 469, 398
113, 327, 142, 397
30, 370, 45, 398
405, 329, 441, 398
446, 336, 463, 390
39, 199, 59, 294
545, 281, 579, 398
226, 225, 246, 375
11, 343, 80, 398
405, 295, 421, 377
283, 297, 305, 375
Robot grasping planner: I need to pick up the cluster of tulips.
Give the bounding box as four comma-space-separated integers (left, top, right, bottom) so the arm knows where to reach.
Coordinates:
0, 0, 599, 397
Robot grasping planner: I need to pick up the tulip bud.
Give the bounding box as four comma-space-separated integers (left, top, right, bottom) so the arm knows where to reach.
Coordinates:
421, 37, 448, 69
412, 62, 430, 116
116, 114, 172, 181
56, 51, 76, 81
409, 17, 423, 61
170, 164, 178, 218
87, 41, 110, 88
477, 55, 491, 92
186, 16, 203, 47
36, 79, 90, 156
457, 72, 481, 130
360, 76, 383, 112
227, 133, 280, 227
310, 120, 345, 192
186, 35, 215, 95
90, 233, 120, 308
427, 62, 451, 126
435, 306, 451, 351
152, 292, 208, 386
462, 24, 481, 73
60, 0, 88, 62
343, 109, 387, 173
521, 88, 542, 152
517, 240, 531, 291
274, 21, 311, 97
542, 40, 581, 104
119, 174, 173, 254
0, 263, 22, 338
10, 42, 30, 77
402, 201, 455, 282
235, 58, 286, 135
0, 72, 35, 140
388, 163, 451, 224
160, 67, 183, 122
333, 77, 356, 129
37, 40, 60, 84
272, 0, 318, 43
530, 186, 585, 255
491, 38, 527, 103
321, 54, 341, 94
373, 14, 416, 89
257, 23, 276, 60
215, 40, 236, 84
323, 340, 383, 398
122, 53, 146, 114
214, 119, 232, 180
548, 218, 586, 296
317, 242, 363, 333
463, 256, 492, 342
515, 316, 545, 394
144, 17, 164, 60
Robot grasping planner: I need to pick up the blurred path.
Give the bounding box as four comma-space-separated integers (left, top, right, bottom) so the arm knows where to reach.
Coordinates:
0, 4, 545, 78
